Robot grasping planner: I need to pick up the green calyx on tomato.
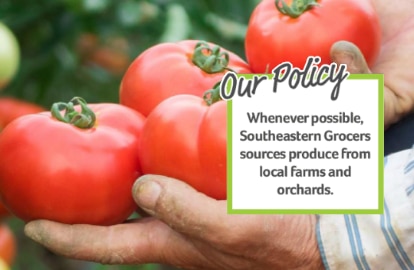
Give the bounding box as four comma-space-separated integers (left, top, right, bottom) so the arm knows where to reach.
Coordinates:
203, 82, 222, 106
0, 99, 145, 225
245, 0, 381, 72
51, 97, 96, 129
119, 40, 250, 116
275, 0, 319, 18
191, 41, 233, 74
140, 94, 227, 200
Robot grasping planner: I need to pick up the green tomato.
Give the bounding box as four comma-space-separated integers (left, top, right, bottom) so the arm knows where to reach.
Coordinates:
0, 22, 20, 90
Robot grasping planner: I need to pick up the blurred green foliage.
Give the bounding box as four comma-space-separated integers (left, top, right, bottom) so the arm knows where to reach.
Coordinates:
1, 0, 259, 108
0, 0, 259, 269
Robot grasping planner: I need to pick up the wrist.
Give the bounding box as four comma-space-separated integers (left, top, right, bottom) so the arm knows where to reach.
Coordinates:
274, 214, 324, 270
302, 215, 325, 270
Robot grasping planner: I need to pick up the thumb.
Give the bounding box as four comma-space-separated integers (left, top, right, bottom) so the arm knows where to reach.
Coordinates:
132, 175, 238, 241
330, 40, 371, 74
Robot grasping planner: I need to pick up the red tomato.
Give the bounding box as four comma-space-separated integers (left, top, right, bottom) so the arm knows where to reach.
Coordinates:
0, 206, 9, 221
0, 97, 44, 219
0, 97, 145, 225
140, 94, 227, 200
0, 97, 45, 130
0, 224, 15, 266
119, 39, 251, 116
245, 0, 381, 73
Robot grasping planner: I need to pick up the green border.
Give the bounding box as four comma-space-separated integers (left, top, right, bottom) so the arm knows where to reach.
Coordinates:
226, 73, 384, 214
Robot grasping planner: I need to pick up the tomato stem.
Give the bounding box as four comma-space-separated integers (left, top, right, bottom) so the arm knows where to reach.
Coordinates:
203, 82, 222, 106
51, 97, 96, 129
192, 41, 233, 74
275, 0, 319, 18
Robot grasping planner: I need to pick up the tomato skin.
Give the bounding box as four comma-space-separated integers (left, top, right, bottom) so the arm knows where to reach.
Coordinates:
140, 95, 227, 200
0, 97, 44, 219
0, 206, 9, 221
119, 40, 251, 116
0, 224, 15, 266
245, 0, 381, 73
198, 101, 227, 198
0, 103, 145, 225
0, 97, 45, 130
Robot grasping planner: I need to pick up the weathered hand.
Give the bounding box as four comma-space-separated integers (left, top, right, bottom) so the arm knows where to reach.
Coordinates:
330, 0, 414, 129
24, 175, 323, 270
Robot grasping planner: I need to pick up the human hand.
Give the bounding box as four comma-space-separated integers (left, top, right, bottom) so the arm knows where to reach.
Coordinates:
24, 175, 323, 270
330, 0, 414, 129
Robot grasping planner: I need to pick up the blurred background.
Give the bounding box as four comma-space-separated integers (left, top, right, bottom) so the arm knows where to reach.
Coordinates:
0, 0, 259, 269
1, 0, 259, 107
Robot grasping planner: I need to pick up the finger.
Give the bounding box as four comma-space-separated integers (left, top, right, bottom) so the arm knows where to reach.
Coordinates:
132, 175, 262, 246
330, 40, 371, 74
24, 218, 205, 267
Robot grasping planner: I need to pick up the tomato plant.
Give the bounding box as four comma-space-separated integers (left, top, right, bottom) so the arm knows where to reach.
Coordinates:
0, 97, 45, 131
0, 224, 15, 267
0, 23, 20, 90
245, 0, 381, 73
119, 39, 251, 116
0, 97, 145, 225
139, 87, 227, 199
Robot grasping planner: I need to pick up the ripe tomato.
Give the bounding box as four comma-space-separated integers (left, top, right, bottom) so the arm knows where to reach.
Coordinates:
119, 39, 251, 116
0, 97, 145, 225
245, 0, 381, 73
0, 97, 45, 131
0, 97, 44, 219
0, 224, 15, 266
140, 92, 227, 200
0, 23, 20, 90
0, 206, 9, 222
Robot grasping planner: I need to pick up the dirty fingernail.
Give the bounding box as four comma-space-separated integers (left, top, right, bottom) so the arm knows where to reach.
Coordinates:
133, 177, 162, 213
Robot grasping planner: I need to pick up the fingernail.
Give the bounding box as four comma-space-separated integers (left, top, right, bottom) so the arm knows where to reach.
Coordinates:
133, 177, 162, 213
